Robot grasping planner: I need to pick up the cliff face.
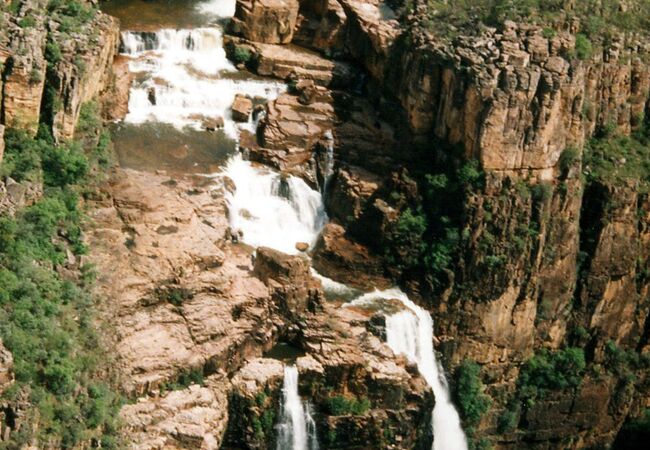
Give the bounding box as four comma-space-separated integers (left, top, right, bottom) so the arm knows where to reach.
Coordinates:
227, 0, 650, 447
0, 0, 119, 146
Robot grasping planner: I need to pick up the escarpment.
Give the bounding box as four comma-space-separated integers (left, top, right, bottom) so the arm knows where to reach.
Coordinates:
2, 0, 649, 448
224, 0, 650, 448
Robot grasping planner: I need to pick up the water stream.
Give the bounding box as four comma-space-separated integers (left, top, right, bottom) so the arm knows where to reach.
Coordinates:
350, 290, 468, 450
107, 0, 467, 448
276, 366, 319, 450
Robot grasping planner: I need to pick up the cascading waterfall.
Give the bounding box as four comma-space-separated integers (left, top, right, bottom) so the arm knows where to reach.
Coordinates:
276, 366, 319, 450
119, 27, 285, 137
317, 130, 335, 195
350, 289, 468, 450
222, 154, 328, 254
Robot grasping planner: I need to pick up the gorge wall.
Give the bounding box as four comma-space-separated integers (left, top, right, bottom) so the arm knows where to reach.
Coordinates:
228, 0, 650, 448
1, 0, 648, 448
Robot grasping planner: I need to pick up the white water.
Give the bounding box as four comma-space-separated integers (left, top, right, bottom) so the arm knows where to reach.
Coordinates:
222, 154, 328, 254
276, 366, 319, 450
197, 0, 237, 18
120, 26, 285, 137
350, 289, 468, 450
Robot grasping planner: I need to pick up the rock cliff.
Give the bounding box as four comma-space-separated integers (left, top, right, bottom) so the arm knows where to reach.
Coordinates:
225, 0, 650, 447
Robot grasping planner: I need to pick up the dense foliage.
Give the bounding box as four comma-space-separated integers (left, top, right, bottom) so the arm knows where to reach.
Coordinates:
0, 109, 120, 448
382, 149, 484, 293
326, 394, 371, 416
517, 347, 586, 407
452, 360, 492, 449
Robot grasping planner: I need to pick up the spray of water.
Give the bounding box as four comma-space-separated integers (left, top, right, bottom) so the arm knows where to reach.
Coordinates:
222, 154, 328, 254
276, 366, 319, 450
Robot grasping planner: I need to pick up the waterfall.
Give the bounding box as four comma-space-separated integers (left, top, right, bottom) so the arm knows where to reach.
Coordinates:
119, 27, 285, 137
276, 366, 319, 450
317, 130, 335, 195
222, 154, 328, 254
197, 0, 237, 18
350, 289, 468, 450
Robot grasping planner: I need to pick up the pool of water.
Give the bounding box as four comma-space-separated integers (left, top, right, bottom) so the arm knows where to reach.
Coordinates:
111, 122, 236, 174
100, 0, 235, 30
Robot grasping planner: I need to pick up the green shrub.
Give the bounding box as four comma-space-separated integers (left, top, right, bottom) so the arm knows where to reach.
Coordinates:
0, 123, 123, 447
19, 16, 37, 28
497, 406, 519, 433
385, 208, 427, 270
326, 395, 371, 416
232, 46, 252, 64
458, 160, 484, 191
518, 348, 586, 407
574, 33, 593, 60
558, 147, 580, 175
453, 360, 492, 427
542, 27, 556, 38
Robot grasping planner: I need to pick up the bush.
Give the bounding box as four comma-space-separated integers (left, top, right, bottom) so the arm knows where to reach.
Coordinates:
232, 46, 252, 64
558, 147, 580, 175
326, 395, 371, 416
385, 208, 427, 270
42, 141, 89, 187
518, 348, 586, 407
497, 406, 519, 433
0, 123, 122, 447
453, 360, 492, 427
574, 33, 593, 60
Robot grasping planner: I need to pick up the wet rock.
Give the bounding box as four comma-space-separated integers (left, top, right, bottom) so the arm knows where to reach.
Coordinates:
232, 0, 300, 44
231, 94, 253, 122
147, 87, 156, 105
295, 241, 309, 252
203, 116, 225, 131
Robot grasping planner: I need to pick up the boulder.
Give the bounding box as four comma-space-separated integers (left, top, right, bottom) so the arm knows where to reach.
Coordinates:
231, 94, 253, 122
253, 246, 323, 316
312, 223, 390, 290
232, 0, 300, 44
203, 116, 225, 131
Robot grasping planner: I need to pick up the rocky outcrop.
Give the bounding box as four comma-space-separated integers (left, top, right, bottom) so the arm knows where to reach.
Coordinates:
87, 166, 436, 448
0, 340, 13, 394
0, 176, 43, 215
101, 55, 133, 122
0, 125, 4, 162
312, 223, 389, 290
254, 246, 323, 318
232, 0, 300, 44
48, 12, 120, 140
121, 376, 230, 450
86, 169, 279, 396
1, 8, 47, 135
0, 1, 121, 147
224, 358, 285, 447
293, 0, 348, 55
226, 0, 650, 447
232, 93, 253, 122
